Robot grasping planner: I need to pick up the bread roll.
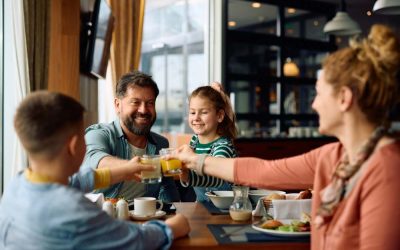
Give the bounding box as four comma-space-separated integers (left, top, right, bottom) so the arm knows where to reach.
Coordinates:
260, 219, 283, 229
296, 189, 312, 199
265, 193, 286, 200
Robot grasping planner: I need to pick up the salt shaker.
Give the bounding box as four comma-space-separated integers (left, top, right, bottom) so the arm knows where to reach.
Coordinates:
116, 199, 130, 220
102, 200, 115, 218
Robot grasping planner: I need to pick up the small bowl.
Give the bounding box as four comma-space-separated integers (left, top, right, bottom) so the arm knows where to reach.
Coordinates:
248, 189, 286, 204
205, 191, 234, 209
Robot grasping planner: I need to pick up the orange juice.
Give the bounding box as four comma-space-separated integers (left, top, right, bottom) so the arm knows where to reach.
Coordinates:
160, 159, 182, 176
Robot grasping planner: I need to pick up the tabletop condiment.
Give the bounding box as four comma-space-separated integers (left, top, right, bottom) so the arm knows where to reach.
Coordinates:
102, 200, 115, 218
116, 199, 130, 220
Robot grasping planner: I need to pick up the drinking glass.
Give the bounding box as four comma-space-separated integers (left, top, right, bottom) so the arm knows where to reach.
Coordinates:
140, 155, 162, 184
229, 185, 253, 221
159, 148, 182, 176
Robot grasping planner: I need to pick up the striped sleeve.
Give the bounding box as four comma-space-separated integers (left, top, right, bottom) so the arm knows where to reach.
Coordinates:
185, 139, 236, 187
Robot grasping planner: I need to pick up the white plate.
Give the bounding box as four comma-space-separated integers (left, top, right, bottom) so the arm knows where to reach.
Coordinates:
129, 210, 166, 221
252, 219, 311, 237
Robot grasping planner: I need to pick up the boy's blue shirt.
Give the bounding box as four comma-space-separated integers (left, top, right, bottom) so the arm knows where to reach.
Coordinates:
0, 170, 173, 250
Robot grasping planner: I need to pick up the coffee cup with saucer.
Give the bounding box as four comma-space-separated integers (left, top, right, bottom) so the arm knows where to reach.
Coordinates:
130, 197, 166, 221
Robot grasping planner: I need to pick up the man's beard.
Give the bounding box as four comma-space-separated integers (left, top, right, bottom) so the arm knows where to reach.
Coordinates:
123, 112, 156, 136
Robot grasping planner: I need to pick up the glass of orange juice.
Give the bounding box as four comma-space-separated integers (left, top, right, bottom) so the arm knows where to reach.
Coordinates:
159, 148, 182, 176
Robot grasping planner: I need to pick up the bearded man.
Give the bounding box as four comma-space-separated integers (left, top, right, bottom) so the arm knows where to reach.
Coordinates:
82, 71, 180, 202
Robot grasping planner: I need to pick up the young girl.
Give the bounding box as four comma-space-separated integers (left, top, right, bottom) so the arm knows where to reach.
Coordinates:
180, 84, 237, 202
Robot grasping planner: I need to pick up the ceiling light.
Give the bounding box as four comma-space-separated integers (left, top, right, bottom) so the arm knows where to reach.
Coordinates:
252, 2, 261, 8
287, 8, 296, 14
373, 0, 400, 15
228, 21, 236, 27
323, 0, 361, 36
367, 10, 372, 16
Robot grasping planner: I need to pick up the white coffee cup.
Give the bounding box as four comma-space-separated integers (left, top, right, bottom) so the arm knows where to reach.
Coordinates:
133, 197, 163, 217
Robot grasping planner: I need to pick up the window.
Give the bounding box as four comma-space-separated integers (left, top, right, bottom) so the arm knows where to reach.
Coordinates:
140, 0, 209, 133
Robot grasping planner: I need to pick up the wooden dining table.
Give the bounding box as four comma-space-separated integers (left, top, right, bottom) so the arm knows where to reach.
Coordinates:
169, 202, 310, 250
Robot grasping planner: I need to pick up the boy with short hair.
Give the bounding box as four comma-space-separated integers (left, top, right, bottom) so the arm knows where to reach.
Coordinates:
0, 91, 189, 250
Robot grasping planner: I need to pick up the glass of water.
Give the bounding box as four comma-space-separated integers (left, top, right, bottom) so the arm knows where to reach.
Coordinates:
140, 155, 162, 184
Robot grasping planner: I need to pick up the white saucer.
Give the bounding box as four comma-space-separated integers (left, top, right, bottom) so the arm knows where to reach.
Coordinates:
129, 210, 166, 221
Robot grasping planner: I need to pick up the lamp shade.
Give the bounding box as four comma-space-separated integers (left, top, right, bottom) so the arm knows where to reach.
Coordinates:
373, 0, 400, 15
284, 58, 300, 77
323, 11, 361, 36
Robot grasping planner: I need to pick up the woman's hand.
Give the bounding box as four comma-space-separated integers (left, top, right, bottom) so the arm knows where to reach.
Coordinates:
172, 145, 199, 170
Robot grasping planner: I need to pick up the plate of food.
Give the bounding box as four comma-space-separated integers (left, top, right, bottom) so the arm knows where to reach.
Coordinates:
252, 216, 311, 237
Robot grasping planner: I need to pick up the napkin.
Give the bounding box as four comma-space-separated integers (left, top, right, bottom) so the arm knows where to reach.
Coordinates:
252, 197, 311, 219
85, 193, 105, 208
272, 199, 311, 219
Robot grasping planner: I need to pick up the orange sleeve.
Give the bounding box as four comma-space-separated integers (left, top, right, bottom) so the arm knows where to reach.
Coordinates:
94, 168, 111, 189
358, 148, 400, 249
232, 143, 337, 190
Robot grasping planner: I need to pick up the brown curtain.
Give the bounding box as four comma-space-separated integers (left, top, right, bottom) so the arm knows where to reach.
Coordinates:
109, 0, 145, 94
23, 0, 51, 91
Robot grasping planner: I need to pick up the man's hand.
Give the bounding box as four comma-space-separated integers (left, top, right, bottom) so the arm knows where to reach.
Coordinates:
124, 156, 157, 181
165, 214, 190, 239
110, 156, 156, 184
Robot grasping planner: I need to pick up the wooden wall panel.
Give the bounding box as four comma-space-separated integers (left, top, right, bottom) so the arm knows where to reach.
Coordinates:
47, 0, 80, 100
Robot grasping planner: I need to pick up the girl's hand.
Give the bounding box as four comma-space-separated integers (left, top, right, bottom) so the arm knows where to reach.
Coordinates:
179, 167, 190, 183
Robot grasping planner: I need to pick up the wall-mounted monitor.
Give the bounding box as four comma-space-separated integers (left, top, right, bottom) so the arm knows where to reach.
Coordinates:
80, 0, 114, 79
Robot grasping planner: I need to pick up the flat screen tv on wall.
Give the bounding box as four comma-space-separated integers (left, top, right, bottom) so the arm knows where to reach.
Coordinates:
80, 0, 114, 79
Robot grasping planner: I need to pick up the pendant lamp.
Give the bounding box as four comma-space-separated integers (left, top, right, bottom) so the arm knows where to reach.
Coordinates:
373, 0, 400, 15
283, 58, 300, 77
323, 0, 361, 36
